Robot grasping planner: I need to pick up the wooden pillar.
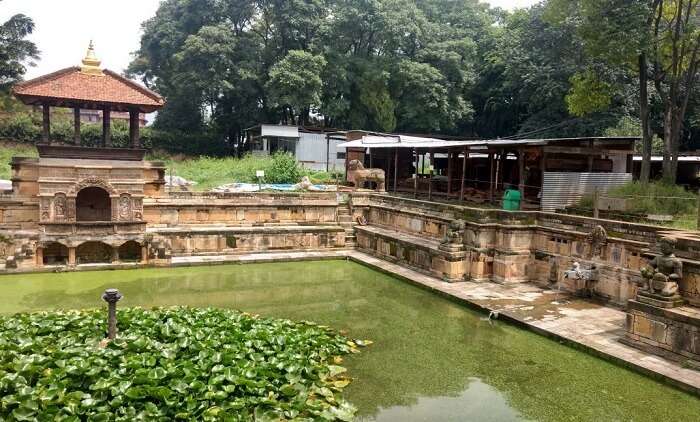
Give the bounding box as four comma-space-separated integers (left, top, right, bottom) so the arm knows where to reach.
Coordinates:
42, 103, 50, 143
587, 154, 594, 172
73, 108, 81, 144
518, 150, 525, 210
489, 152, 495, 203
447, 150, 453, 196
102, 106, 111, 147
428, 150, 434, 201
68, 247, 76, 266
129, 110, 140, 148
393, 148, 398, 193
413, 149, 418, 198
460, 147, 467, 201
369, 148, 373, 168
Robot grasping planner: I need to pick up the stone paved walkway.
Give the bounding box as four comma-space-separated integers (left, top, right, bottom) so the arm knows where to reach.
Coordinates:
172, 249, 700, 395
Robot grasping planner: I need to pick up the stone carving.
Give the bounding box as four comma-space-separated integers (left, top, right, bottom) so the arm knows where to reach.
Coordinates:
564, 261, 598, 282
588, 225, 607, 258
442, 220, 465, 245
53, 193, 67, 220
440, 219, 465, 252
639, 236, 683, 301
40, 197, 51, 222
347, 160, 386, 191
68, 177, 117, 196
118, 194, 132, 220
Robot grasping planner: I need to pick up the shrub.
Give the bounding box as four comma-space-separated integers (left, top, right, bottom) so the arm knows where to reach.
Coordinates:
266, 152, 302, 184
0, 307, 366, 421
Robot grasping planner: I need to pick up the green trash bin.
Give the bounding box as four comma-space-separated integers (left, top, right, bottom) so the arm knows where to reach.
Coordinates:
502, 188, 521, 211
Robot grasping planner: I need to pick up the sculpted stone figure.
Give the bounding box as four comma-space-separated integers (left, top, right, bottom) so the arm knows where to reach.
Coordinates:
640, 237, 682, 297
347, 160, 385, 191
442, 219, 465, 245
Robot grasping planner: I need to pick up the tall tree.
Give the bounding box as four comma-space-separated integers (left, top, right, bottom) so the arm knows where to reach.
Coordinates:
0, 2, 39, 92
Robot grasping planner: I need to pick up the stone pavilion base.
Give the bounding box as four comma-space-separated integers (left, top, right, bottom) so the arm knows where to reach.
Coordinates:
622, 299, 700, 369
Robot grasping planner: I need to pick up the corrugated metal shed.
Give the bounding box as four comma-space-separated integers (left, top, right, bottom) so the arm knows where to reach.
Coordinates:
261, 124, 299, 138
540, 172, 632, 213
296, 132, 345, 171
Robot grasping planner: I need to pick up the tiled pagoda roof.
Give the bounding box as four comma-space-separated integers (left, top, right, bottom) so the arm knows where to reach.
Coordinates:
13, 67, 164, 113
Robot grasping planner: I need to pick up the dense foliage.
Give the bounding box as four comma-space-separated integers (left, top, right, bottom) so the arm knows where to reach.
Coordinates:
126, 0, 644, 145
0, 307, 367, 421
0, 0, 38, 92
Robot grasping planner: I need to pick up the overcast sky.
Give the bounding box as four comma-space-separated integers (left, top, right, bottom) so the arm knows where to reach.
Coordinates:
1, 0, 540, 80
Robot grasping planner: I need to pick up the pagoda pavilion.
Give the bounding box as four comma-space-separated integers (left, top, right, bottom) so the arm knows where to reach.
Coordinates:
4, 43, 168, 267
12, 41, 164, 149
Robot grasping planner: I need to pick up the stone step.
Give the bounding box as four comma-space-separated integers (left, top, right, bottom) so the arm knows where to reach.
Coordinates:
338, 216, 353, 223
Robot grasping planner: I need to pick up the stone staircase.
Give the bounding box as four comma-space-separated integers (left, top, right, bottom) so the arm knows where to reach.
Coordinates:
337, 202, 357, 247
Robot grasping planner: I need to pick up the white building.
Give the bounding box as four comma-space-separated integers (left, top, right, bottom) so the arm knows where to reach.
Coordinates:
244, 124, 346, 171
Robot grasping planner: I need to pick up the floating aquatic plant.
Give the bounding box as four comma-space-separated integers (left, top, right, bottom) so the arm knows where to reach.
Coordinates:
0, 307, 368, 421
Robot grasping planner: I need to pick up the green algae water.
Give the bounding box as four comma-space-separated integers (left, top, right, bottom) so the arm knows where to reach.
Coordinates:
0, 260, 698, 421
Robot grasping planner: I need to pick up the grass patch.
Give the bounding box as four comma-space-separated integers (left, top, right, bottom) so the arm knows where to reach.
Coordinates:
0, 141, 37, 180
159, 153, 339, 191
577, 181, 698, 230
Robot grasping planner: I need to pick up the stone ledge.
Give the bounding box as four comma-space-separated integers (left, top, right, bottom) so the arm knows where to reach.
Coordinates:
628, 299, 700, 328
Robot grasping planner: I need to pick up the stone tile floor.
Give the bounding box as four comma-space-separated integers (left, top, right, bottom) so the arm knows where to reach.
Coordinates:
173, 249, 700, 395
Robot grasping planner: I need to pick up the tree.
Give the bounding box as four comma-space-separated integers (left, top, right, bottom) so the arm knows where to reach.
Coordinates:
266, 50, 326, 125
548, 0, 700, 183
0, 2, 39, 92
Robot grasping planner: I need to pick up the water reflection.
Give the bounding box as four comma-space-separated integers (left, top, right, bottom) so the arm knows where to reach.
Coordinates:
0, 261, 698, 421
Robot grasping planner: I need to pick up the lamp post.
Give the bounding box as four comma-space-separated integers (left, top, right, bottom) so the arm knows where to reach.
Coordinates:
102, 288, 123, 340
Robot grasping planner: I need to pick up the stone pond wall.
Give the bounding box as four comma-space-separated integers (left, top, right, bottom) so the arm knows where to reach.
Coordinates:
353, 194, 700, 307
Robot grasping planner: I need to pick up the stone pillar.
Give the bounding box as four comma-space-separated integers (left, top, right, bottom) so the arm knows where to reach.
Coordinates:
35, 247, 44, 267
102, 106, 111, 147
111, 246, 119, 264
68, 247, 76, 266
73, 107, 81, 144
129, 110, 140, 148
42, 103, 50, 143
140, 245, 149, 264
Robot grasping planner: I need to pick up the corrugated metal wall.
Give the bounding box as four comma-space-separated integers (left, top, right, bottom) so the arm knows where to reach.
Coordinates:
296, 133, 345, 171
541, 172, 632, 213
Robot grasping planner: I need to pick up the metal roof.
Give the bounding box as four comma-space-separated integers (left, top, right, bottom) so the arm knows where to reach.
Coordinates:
336, 135, 636, 149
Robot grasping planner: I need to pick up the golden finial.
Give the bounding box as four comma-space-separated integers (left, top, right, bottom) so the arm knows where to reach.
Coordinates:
80, 40, 103, 76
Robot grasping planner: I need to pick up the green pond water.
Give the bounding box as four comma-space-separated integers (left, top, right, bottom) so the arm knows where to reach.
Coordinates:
0, 260, 698, 421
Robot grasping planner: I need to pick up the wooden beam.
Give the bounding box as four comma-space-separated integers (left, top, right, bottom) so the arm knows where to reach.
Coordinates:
102, 106, 111, 147
42, 103, 50, 143
542, 146, 635, 155
489, 152, 495, 203
518, 150, 525, 210
413, 149, 418, 198
73, 108, 81, 144
446, 150, 453, 196
393, 148, 398, 193
460, 147, 467, 201
428, 150, 434, 201
129, 110, 140, 148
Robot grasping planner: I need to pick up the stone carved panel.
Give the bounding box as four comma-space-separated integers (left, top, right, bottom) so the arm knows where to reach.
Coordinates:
118, 194, 132, 221
68, 177, 117, 196
39, 197, 51, 222
133, 197, 143, 221
588, 225, 607, 259
53, 193, 67, 221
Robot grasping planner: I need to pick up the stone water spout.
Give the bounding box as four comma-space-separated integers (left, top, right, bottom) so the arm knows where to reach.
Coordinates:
563, 261, 598, 282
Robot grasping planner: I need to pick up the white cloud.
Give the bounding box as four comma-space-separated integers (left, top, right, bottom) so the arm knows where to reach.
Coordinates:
0, 0, 162, 79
